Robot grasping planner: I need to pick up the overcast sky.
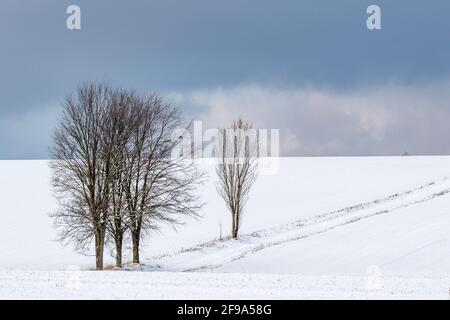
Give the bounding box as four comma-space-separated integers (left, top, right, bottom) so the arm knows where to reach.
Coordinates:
1, 0, 450, 158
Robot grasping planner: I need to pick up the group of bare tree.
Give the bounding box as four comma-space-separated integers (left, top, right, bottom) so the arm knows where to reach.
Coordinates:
50, 83, 203, 270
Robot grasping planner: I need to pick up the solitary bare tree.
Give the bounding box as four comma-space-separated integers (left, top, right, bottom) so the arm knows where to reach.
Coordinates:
216, 118, 258, 239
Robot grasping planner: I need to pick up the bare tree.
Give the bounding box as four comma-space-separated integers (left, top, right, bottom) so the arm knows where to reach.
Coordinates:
123, 94, 204, 264
51, 83, 203, 268
50, 83, 114, 270
103, 90, 137, 268
216, 118, 258, 239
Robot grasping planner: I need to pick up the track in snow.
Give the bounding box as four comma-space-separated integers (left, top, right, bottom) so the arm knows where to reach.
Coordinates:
141, 177, 450, 272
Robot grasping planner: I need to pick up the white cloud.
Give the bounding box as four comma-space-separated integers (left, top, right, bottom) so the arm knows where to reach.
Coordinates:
171, 80, 450, 156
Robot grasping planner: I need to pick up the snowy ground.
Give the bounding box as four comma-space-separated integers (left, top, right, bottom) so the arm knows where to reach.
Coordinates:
1, 157, 450, 299
1, 270, 449, 300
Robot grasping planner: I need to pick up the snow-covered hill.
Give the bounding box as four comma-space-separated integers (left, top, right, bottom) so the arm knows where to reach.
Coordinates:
147, 177, 450, 276
1, 157, 450, 299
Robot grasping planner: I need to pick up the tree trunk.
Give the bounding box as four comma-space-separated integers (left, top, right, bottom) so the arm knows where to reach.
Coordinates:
231, 211, 238, 239
95, 229, 105, 270
131, 231, 140, 264
115, 234, 123, 268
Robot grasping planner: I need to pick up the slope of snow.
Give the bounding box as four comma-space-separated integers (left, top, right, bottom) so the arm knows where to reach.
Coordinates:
216, 188, 450, 277
1, 157, 450, 299
145, 177, 450, 277
2, 156, 449, 270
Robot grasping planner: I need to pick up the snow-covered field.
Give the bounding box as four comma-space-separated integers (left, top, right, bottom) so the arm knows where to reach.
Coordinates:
1, 157, 450, 299
2, 271, 450, 300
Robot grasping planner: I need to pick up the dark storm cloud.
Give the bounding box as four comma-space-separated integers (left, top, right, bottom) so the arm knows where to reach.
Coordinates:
0, 0, 450, 158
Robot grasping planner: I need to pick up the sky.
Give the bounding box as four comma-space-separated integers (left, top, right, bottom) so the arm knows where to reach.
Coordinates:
1, 0, 450, 158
